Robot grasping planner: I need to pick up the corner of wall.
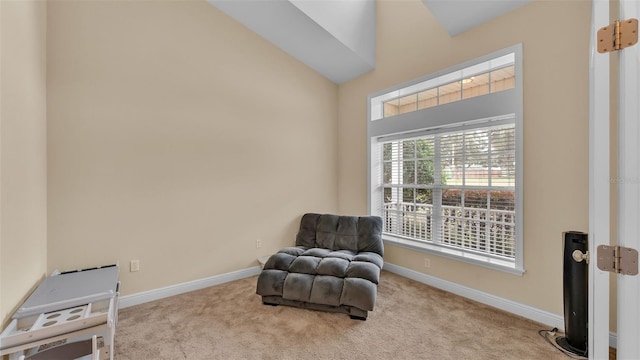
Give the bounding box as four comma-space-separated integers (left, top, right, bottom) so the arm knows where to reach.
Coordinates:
0, 0, 48, 327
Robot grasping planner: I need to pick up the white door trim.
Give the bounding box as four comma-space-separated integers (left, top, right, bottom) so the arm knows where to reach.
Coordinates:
588, 1, 610, 359
617, 1, 640, 358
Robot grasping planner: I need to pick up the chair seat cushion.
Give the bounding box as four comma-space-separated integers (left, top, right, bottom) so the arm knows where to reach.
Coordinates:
257, 246, 383, 311
317, 257, 350, 277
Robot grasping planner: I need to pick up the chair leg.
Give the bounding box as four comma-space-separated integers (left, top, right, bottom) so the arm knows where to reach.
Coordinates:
263, 302, 279, 306
349, 315, 366, 321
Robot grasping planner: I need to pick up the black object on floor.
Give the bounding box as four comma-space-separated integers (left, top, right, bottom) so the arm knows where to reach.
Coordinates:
556, 231, 588, 357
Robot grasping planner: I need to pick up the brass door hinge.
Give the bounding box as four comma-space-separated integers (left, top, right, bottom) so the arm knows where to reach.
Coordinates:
597, 18, 638, 53
597, 245, 638, 275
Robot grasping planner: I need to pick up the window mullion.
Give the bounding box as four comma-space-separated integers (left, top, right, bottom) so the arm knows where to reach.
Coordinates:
391, 142, 401, 234
487, 191, 492, 255
461, 134, 466, 250
488, 69, 492, 93
485, 130, 492, 253
413, 142, 418, 239
462, 132, 466, 186
433, 137, 442, 244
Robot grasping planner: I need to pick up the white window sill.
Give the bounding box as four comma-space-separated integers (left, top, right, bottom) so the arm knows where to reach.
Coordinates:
382, 235, 525, 276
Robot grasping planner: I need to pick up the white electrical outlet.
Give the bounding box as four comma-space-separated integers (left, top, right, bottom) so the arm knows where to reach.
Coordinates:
256, 239, 262, 249
424, 258, 431, 268
130, 259, 140, 272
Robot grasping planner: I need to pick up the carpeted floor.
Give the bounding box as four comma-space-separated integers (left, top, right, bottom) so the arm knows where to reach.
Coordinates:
114, 271, 580, 359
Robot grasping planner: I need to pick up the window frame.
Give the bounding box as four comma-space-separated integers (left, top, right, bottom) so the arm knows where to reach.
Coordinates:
367, 44, 524, 275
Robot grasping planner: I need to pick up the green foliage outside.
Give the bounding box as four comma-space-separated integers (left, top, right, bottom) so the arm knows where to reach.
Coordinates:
382, 126, 515, 208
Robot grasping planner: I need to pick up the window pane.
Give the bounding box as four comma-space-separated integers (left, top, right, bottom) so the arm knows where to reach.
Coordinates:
399, 189, 417, 238
490, 190, 514, 211
403, 188, 415, 203
493, 153, 515, 186
489, 189, 516, 258
383, 99, 399, 117
438, 81, 462, 105
464, 131, 489, 186
442, 189, 461, 207
399, 94, 418, 114
416, 138, 434, 158
416, 189, 433, 204
491, 127, 515, 151
440, 132, 464, 186
383, 187, 392, 203
383, 143, 393, 161
418, 88, 438, 109
490, 65, 515, 93
490, 223, 515, 258
491, 127, 516, 187
462, 73, 490, 99
402, 140, 415, 159
465, 156, 490, 186
383, 187, 401, 235
383, 162, 392, 184
464, 130, 489, 156
442, 189, 462, 247
441, 157, 463, 186
464, 190, 488, 209
462, 190, 489, 251
440, 133, 464, 158
416, 190, 433, 241
417, 160, 435, 184
489, 191, 516, 257
403, 161, 415, 184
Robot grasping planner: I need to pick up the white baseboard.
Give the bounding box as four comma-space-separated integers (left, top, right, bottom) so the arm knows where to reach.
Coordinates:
119, 266, 262, 309
117, 262, 618, 349
385, 262, 565, 327
383, 262, 619, 348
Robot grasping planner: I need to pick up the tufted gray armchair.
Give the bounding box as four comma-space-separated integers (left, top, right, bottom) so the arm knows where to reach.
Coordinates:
256, 213, 384, 320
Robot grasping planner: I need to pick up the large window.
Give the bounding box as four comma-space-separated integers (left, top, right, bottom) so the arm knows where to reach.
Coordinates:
368, 45, 523, 274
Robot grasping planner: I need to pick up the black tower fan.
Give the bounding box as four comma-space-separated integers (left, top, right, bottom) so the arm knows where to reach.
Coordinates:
556, 231, 588, 356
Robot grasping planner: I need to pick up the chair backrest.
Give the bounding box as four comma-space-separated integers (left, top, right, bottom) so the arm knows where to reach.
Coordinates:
295, 213, 384, 256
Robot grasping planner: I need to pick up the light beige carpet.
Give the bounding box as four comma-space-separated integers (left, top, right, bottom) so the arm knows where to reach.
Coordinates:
114, 271, 576, 360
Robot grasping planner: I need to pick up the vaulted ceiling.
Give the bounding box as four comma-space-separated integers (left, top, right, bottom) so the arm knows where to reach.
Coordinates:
208, 0, 532, 84
421, 0, 533, 36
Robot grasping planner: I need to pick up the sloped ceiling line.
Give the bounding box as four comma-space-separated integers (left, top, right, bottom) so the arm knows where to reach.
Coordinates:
208, 0, 533, 84
421, 0, 533, 36
208, 0, 375, 84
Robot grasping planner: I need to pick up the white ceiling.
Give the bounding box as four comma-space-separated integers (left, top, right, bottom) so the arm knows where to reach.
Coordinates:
208, 0, 532, 84
208, 0, 375, 84
422, 0, 533, 36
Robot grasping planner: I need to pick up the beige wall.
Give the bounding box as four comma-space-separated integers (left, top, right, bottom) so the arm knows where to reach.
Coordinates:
338, 0, 591, 317
46, 1, 338, 295
0, 0, 48, 326
1, 0, 611, 334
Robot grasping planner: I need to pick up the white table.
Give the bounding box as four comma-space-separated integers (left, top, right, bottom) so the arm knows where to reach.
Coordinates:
0, 265, 120, 360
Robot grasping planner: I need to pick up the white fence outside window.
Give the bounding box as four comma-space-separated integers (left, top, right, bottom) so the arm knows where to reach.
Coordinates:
383, 202, 515, 259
